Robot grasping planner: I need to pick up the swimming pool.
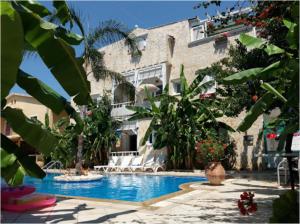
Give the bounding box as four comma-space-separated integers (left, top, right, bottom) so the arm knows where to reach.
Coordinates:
23, 174, 206, 202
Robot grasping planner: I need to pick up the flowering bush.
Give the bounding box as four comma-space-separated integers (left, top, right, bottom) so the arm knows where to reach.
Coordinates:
195, 138, 226, 165
214, 33, 228, 44
237, 192, 257, 215
207, 21, 215, 34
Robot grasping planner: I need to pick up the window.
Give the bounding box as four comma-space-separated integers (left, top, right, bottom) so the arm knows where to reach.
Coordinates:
172, 81, 181, 94
155, 85, 163, 96
192, 25, 205, 41
149, 131, 156, 144
137, 37, 147, 51
200, 75, 216, 94
129, 36, 147, 54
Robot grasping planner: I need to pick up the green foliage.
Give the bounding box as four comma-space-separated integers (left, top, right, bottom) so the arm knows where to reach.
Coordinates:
195, 138, 225, 166
2, 107, 58, 156
1, 1, 23, 101
51, 95, 121, 167
269, 190, 299, 223
82, 95, 121, 166
128, 66, 234, 169
1, 0, 90, 186
50, 118, 78, 168
224, 17, 299, 141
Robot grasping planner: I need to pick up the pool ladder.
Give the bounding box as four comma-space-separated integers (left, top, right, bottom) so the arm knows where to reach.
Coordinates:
43, 161, 64, 174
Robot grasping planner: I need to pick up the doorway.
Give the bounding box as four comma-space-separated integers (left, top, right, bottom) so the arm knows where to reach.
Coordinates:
129, 134, 137, 151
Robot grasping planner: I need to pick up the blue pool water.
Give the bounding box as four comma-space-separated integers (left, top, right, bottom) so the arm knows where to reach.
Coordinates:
23, 174, 206, 202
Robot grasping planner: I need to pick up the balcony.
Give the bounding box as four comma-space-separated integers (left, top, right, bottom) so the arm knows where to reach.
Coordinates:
189, 7, 252, 47
111, 101, 135, 119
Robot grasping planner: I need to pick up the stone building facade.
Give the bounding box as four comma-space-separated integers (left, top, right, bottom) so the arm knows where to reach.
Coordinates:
1, 93, 67, 150
88, 9, 265, 170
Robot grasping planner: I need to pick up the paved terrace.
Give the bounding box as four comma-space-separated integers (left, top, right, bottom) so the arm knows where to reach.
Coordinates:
2, 171, 293, 223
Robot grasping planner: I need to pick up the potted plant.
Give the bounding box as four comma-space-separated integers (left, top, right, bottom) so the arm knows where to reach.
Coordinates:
214, 32, 228, 44
195, 138, 226, 185
206, 21, 215, 35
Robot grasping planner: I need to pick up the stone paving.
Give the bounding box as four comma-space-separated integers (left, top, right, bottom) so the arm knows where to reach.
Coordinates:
1, 171, 292, 223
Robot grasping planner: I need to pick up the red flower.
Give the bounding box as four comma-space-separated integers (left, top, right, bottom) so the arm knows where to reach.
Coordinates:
240, 207, 247, 215
267, 133, 277, 139
238, 192, 257, 215
248, 203, 257, 213
237, 200, 243, 209
240, 192, 249, 200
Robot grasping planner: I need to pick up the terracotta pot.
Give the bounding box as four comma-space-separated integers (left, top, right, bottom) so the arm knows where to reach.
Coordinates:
205, 162, 225, 185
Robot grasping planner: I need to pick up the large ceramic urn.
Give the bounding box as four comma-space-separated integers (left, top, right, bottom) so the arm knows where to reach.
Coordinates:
205, 162, 225, 185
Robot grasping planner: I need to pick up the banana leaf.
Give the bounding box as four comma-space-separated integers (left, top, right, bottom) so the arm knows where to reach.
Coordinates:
1, 134, 45, 179
238, 93, 274, 132
17, 4, 91, 105
1, 2, 23, 101
19, 0, 51, 17
1, 107, 58, 155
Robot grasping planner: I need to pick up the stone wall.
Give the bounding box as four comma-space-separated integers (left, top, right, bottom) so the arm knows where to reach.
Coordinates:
219, 113, 265, 171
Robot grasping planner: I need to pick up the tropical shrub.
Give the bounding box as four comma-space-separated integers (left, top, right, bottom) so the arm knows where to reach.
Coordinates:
82, 95, 121, 166
50, 95, 120, 168
195, 138, 226, 166
223, 13, 299, 188
269, 190, 299, 223
49, 118, 78, 168
128, 65, 234, 169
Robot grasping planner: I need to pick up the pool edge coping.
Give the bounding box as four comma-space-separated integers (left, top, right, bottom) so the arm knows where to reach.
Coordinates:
53, 180, 208, 209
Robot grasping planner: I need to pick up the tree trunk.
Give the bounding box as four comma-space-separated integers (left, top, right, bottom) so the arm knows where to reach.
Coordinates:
285, 133, 295, 190
75, 134, 83, 175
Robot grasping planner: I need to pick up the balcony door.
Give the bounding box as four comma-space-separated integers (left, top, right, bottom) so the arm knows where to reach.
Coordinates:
129, 134, 137, 152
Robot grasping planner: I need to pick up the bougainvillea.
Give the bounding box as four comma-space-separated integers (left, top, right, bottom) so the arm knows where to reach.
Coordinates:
237, 192, 258, 215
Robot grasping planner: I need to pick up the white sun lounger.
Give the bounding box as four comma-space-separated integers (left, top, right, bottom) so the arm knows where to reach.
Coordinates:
94, 156, 119, 172
116, 156, 133, 172
129, 155, 144, 172
143, 153, 166, 172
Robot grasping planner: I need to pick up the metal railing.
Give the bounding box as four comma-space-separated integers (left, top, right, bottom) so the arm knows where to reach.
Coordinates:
43, 160, 64, 173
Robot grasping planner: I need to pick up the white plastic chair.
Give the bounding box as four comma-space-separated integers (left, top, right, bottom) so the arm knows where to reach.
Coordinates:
153, 153, 167, 172
116, 156, 133, 172
143, 152, 167, 172
94, 156, 119, 172
130, 155, 144, 172
277, 157, 299, 186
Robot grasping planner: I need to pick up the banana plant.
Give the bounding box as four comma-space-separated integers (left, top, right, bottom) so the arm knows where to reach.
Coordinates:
1, 0, 91, 186
127, 65, 233, 169
82, 95, 121, 166
223, 10, 299, 189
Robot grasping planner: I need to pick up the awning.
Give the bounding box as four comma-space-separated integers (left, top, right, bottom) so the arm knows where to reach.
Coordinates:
136, 84, 159, 94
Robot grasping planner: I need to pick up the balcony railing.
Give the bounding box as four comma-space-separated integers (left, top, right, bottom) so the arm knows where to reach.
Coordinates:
110, 151, 139, 157
111, 101, 135, 118
112, 101, 134, 109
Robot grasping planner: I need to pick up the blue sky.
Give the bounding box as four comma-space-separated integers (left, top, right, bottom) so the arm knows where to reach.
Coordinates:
14, 1, 242, 100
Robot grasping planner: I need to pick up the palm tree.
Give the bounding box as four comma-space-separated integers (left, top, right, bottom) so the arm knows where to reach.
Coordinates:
50, 5, 139, 82
49, 3, 139, 174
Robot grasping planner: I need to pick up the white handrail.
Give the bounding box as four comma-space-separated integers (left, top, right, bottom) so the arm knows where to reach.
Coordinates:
112, 101, 134, 108
110, 151, 139, 157
43, 160, 64, 173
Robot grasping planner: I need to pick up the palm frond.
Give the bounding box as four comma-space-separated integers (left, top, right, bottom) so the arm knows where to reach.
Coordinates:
87, 20, 137, 51
68, 5, 85, 37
